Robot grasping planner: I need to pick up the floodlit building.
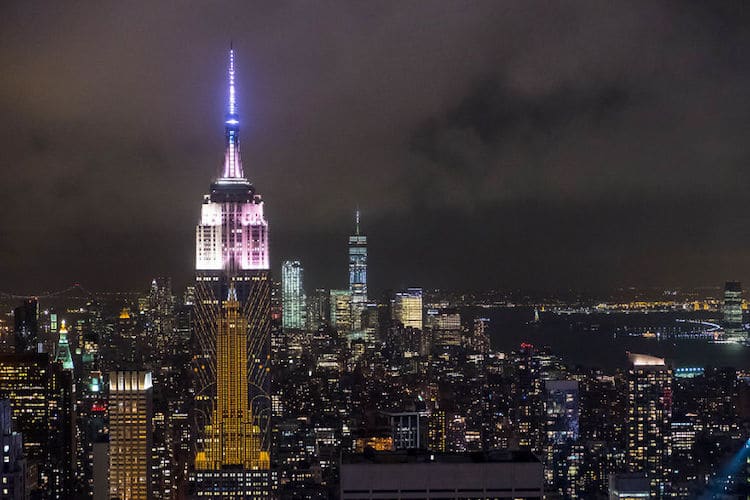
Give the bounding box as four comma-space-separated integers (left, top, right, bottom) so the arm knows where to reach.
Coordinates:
109, 371, 153, 500
349, 210, 368, 332
54, 320, 74, 371
281, 260, 306, 331
393, 288, 423, 330
189, 47, 274, 498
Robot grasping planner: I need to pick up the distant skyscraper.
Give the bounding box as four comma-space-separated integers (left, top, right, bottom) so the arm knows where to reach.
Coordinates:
544, 380, 580, 497
54, 320, 74, 371
146, 277, 175, 356
349, 210, 367, 332
13, 298, 38, 353
393, 288, 423, 330
330, 290, 353, 334
626, 353, 672, 497
190, 47, 274, 498
281, 261, 306, 331
722, 281, 744, 341
109, 371, 153, 500
545, 380, 579, 444
306, 288, 330, 330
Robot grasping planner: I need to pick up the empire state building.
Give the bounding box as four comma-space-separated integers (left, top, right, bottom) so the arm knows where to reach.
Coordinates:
190, 48, 274, 497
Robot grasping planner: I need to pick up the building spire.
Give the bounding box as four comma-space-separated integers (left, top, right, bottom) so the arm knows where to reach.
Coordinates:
355, 207, 360, 236
227, 45, 237, 120
220, 45, 245, 181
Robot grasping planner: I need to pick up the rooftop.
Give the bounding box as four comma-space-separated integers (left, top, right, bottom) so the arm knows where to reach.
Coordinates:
342, 449, 540, 465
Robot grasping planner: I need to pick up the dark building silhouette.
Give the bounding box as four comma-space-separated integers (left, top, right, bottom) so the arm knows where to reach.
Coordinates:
13, 299, 38, 353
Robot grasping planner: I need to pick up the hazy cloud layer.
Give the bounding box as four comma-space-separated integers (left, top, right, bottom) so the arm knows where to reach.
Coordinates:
0, 1, 749, 293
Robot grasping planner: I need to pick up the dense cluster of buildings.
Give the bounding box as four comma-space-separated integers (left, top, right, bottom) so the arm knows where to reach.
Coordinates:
1, 49, 750, 500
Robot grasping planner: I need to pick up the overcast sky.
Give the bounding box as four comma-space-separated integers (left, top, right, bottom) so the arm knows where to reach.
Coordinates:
1, 1, 749, 294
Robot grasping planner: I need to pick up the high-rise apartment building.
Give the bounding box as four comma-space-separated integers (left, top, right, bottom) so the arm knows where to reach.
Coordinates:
349, 210, 367, 332
190, 47, 274, 498
393, 288, 423, 330
0, 353, 73, 498
281, 261, 306, 331
109, 371, 153, 500
626, 353, 672, 498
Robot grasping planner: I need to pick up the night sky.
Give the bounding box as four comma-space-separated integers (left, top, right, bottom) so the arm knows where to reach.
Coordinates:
1, 1, 749, 294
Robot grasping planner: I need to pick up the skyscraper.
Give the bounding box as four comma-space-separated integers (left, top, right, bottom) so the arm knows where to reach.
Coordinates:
349, 210, 367, 332
190, 47, 274, 498
195, 285, 268, 470
626, 353, 672, 498
544, 380, 579, 445
544, 380, 580, 497
281, 261, 305, 331
392, 288, 423, 330
0, 353, 73, 498
722, 281, 743, 341
145, 277, 175, 357
330, 290, 353, 334
54, 320, 74, 371
109, 371, 153, 500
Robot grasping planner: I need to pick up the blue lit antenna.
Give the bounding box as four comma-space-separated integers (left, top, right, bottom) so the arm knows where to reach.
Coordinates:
221, 44, 244, 180
226, 45, 238, 125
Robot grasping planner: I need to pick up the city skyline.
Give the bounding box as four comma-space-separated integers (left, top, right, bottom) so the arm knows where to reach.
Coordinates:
2, 2, 750, 293
0, 20, 750, 496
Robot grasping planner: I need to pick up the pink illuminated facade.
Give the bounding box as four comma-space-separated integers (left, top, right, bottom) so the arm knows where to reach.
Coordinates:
195, 48, 269, 272
196, 196, 269, 271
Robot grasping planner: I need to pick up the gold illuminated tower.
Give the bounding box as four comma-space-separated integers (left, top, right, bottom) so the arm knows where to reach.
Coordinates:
195, 285, 269, 470
109, 371, 153, 500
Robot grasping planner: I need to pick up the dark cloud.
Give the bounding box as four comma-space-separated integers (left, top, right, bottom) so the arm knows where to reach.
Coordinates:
0, 1, 749, 294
